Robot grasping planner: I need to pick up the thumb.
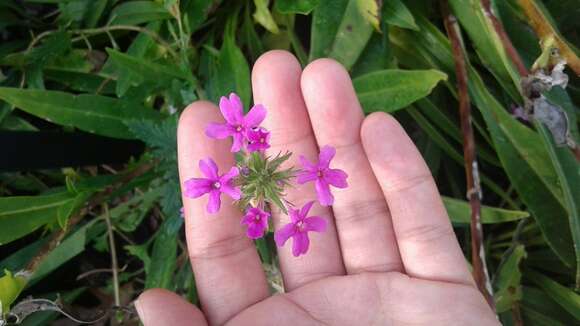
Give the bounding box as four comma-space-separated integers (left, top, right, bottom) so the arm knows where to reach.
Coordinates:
135, 288, 208, 326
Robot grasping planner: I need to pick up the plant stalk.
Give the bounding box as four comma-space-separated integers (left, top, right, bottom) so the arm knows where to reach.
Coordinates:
442, 0, 496, 312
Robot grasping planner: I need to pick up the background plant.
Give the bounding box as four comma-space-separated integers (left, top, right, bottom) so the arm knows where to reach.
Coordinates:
0, 0, 578, 324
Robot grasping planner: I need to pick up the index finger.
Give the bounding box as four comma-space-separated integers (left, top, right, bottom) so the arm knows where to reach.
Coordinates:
178, 102, 269, 325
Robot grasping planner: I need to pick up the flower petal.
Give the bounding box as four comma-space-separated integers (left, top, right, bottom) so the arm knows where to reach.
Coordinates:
315, 178, 334, 206
304, 216, 327, 233
219, 94, 243, 124
318, 145, 336, 169
221, 166, 240, 182
183, 178, 212, 198
221, 184, 241, 200
292, 232, 310, 257
246, 222, 266, 239
288, 207, 301, 223
206, 190, 221, 214
244, 104, 266, 128
274, 223, 296, 247
205, 122, 233, 139
324, 168, 348, 188
296, 171, 318, 184
299, 201, 315, 219
229, 93, 245, 122
199, 158, 219, 179
231, 133, 244, 152
299, 155, 316, 170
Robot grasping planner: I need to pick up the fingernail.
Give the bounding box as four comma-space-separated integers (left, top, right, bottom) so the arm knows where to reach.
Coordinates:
134, 296, 147, 324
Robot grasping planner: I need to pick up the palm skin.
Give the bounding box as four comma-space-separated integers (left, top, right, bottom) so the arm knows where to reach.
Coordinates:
135, 51, 499, 326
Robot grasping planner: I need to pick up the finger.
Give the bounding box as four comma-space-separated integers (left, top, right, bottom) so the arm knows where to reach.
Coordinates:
178, 102, 269, 325
136, 289, 208, 326
301, 59, 403, 274
252, 50, 345, 290
361, 112, 473, 285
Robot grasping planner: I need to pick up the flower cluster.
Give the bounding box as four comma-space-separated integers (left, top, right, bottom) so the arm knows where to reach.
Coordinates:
183, 93, 348, 256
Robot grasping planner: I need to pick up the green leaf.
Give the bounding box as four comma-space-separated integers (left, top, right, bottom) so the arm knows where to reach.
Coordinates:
109, 1, 172, 25
353, 69, 447, 113
253, 0, 279, 34
493, 244, 526, 312
146, 216, 181, 289
536, 122, 580, 288
107, 48, 190, 85
521, 286, 578, 326
0, 88, 161, 139
181, 0, 214, 33
30, 221, 93, 284
527, 270, 580, 320
275, 0, 319, 14
0, 270, 28, 315
383, 0, 418, 31
448, 0, 521, 100
111, 21, 162, 97
206, 34, 251, 107
0, 192, 77, 245
127, 117, 178, 160
443, 197, 529, 224
310, 0, 374, 69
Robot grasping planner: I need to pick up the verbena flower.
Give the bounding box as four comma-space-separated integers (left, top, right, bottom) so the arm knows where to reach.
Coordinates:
241, 206, 270, 239
274, 201, 326, 256
205, 93, 266, 152
297, 146, 348, 206
247, 127, 271, 153
183, 158, 241, 214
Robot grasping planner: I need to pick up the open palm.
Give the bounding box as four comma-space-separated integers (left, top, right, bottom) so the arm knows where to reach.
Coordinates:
135, 51, 498, 326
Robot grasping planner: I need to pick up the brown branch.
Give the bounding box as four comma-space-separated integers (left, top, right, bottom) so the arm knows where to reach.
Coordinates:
481, 0, 528, 76
25, 163, 155, 274
442, 0, 496, 312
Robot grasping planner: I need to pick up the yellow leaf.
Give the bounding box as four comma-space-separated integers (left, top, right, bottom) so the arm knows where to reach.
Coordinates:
0, 270, 28, 316
253, 0, 280, 34
357, 0, 380, 31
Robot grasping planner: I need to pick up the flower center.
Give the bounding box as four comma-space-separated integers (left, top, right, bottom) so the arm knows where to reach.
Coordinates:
259, 137, 265, 143
295, 220, 305, 231
317, 170, 323, 178
213, 181, 221, 189
236, 126, 242, 132
254, 215, 261, 221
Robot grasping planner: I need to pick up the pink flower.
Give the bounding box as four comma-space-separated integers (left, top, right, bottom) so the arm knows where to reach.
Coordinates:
183, 158, 241, 214
247, 127, 271, 153
297, 146, 348, 206
274, 201, 326, 256
241, 206, 270, 239
205, 93, 266, 152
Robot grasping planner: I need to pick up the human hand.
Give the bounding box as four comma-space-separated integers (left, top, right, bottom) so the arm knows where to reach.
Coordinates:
135, 51, 499, 326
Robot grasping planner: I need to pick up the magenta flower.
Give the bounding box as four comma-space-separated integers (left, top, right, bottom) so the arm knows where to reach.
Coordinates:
183, 158, 241, 214
297, 146, 348, 206
247, 127, 271, 153
205, 93, 266, 152
241, 206, 270, 239
274, 201, 327, 256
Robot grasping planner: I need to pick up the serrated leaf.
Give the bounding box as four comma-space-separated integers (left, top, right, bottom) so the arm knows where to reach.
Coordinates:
353, 69, 447, 112
126, 117, 178, 160
0, 88, 161, 139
